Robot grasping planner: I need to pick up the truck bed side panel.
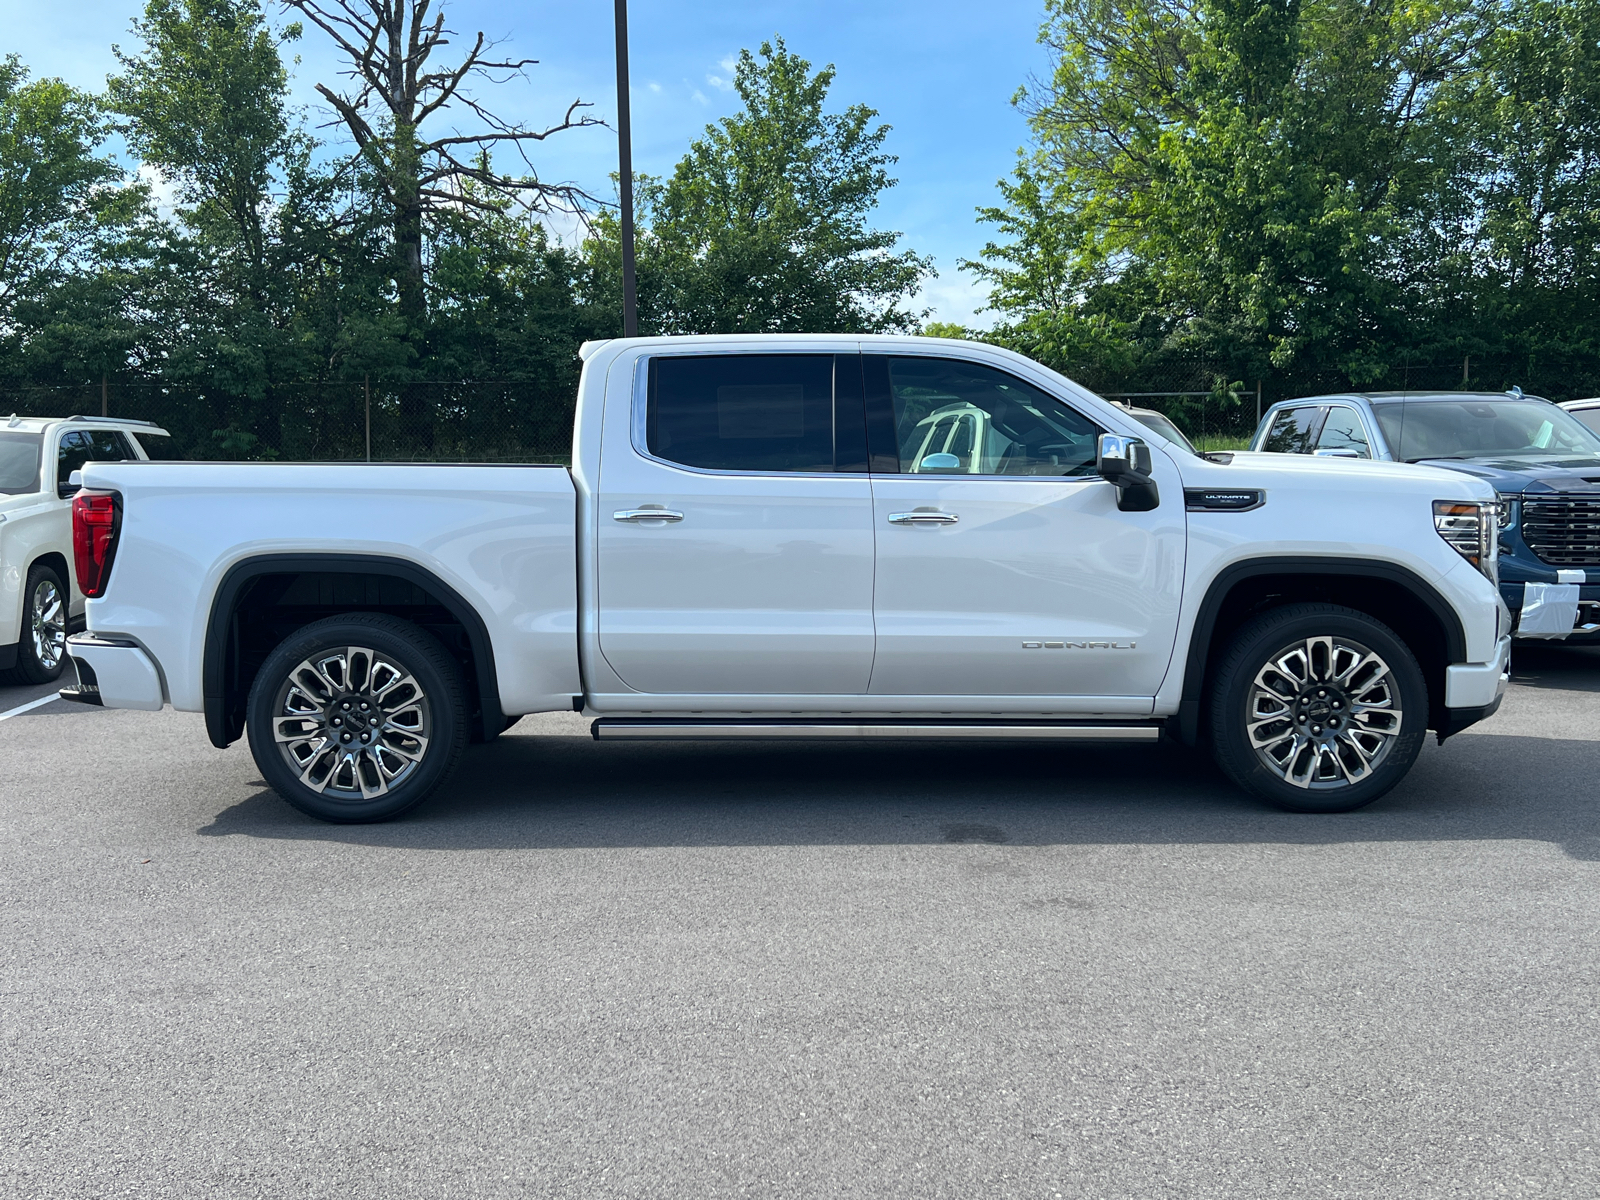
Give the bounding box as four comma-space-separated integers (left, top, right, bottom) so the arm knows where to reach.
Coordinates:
79, 463, 580, 715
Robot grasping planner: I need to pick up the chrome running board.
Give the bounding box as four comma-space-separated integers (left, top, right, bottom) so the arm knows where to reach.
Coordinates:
591, 718, 1163, 742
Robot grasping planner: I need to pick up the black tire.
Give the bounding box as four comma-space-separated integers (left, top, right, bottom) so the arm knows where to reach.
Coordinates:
246, 613, 469, 823
8, 562, 69, 685
1209, 603, 1428, 814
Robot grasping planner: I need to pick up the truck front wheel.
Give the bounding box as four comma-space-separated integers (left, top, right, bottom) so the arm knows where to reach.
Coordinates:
1209, 603, 1427, 814
245, 614, 469, 823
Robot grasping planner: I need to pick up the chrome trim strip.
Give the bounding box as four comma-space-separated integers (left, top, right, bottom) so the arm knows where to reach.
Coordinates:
592, 720, 1162, 741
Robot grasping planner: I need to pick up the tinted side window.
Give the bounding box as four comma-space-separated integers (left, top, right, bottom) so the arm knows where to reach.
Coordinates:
58, 430, 133, 486
0, 432, 43, 495
647, 355, 838, 473
884, 356, 1101, 477
1568, 408, 1600, 437
1262, 406, 1326, 454
1316, 406, 1371, 457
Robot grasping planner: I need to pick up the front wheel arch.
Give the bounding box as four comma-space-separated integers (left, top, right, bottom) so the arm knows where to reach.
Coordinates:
1174, 559, 1465, 746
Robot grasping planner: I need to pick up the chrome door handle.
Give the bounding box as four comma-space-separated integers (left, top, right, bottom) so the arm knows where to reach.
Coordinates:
613, 508, 684, 522
888, 511, 959, 525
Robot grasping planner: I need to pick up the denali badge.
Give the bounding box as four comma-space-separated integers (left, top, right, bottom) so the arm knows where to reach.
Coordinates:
1022, 640, 1138, 650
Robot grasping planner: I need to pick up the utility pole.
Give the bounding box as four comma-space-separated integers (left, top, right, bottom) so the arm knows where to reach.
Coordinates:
614, 0, 638, 337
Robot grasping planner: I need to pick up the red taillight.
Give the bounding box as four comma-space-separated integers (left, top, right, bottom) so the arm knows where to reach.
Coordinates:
73, 491, 121, 597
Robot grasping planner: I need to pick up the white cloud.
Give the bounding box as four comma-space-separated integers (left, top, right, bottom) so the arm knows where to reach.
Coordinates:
707, 54, 738, 92
648, 81, 662, 93
912, 269, 998, 330
691, 88, 709, 105
136, 163, 180, 217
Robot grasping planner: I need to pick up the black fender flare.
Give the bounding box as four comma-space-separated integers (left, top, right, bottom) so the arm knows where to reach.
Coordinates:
203, 553, 504, 749
1172, 556, 1468, 745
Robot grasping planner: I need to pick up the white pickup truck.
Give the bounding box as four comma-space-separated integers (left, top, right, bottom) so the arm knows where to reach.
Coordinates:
63, 335, 1511, 819
0, 415, 171, 683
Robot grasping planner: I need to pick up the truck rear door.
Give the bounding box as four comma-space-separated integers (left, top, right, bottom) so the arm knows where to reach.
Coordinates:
595, 351, 876, 695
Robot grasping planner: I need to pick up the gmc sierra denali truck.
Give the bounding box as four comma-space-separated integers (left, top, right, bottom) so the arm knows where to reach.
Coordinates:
61, 335, 1510, 820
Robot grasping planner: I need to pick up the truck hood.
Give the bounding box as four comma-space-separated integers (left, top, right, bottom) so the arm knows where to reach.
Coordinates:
1410, 452, 1600, 496
1186, 450, 1494, 499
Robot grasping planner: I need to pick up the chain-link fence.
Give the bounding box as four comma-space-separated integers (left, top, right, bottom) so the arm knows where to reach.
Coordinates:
4, 351, 1593, 461
0, 380, 575, 463
1087, 352, 1600, 450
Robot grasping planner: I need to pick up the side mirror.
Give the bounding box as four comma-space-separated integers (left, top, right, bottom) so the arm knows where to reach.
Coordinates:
1097, 434, 1160, 512
917, 452, 961, 473
58, 469, 83, 499
1312, 447, 1361, 459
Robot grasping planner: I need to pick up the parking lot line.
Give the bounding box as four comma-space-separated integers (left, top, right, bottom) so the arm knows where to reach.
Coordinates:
0, 693, 65, 722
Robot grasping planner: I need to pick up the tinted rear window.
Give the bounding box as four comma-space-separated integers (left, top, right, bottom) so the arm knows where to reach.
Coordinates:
1262, 406, 1325, 453
647, 355, 837, 473
0, 432, 43, 494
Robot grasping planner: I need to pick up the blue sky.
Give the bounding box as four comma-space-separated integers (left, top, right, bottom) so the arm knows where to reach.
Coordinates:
1, 0, 1051, 325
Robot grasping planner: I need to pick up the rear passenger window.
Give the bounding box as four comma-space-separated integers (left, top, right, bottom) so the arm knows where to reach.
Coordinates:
1316, 406, 1371, 457
647, 355, 839, 473
58, 429, 133, 487
1262, 406, 1326, 454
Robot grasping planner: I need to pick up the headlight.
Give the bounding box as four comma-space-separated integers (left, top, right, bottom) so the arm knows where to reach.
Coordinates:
1434, 500, 1498, 582
1495, 493, 1520, 533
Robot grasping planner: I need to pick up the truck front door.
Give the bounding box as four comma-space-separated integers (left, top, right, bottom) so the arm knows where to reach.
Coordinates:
595, 352, 876, 695
863, 354, 1186, 705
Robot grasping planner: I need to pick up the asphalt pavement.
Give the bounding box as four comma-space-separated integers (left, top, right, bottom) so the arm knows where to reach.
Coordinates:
3, 647, 1599, 1198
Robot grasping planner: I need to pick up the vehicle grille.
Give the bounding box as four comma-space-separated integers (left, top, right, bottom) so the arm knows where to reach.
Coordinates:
1522, 497, 1600, 565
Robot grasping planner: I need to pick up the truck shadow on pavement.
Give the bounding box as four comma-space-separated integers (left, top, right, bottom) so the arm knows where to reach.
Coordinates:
197, 728, 1600, 862
1504, 641, 1600, 692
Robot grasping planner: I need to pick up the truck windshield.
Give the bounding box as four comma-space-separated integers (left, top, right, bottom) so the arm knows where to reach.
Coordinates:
1372, 400, 1600, 462
0, 432, 43, 494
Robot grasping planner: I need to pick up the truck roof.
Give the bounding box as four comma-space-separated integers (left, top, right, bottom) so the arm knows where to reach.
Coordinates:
1291, 390, 1552, 406
3, 414, 171, 435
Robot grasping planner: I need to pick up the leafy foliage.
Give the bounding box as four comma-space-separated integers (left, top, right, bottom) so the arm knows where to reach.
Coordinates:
586, 39, 931, 335
969, 0, 1600, 399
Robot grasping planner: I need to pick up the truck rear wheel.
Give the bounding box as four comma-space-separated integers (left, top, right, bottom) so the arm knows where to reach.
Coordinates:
1209, 603, 1427, 814
245, 614, 468, 823
8, 562, 68, 685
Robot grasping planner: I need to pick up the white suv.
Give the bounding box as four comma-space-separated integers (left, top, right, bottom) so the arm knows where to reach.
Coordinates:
0, 415, 171, 683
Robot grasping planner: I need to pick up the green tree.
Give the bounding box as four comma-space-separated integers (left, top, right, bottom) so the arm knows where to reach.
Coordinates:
0, 57, 137, 337
973, 0, 1484, 384
285, 0, 599, 334
587, 39, 932, 335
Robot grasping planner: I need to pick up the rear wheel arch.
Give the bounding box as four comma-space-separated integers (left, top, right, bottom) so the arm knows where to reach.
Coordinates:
1173, 557, 1466, 746
202, 553, 505, 750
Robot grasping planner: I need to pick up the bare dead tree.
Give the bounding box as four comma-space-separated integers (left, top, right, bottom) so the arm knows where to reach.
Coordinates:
286, 0, 602, 324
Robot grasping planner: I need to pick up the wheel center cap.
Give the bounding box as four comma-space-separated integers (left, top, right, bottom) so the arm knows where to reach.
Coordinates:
1296, 683, 1350, 730
325, 692, 380, 742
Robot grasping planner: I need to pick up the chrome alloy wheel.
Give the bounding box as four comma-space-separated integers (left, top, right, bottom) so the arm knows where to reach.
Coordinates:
29, 578, 66, 671
1246, 635, 1402, 789
271, 646, 431, 799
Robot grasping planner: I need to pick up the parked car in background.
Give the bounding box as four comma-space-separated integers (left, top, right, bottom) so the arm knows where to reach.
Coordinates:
67, 334, 1506, 821
1120, 404, 1199, 454
1250, 391, 1600, 642
0, 416, 172, 683
1558, 398, 1600, 437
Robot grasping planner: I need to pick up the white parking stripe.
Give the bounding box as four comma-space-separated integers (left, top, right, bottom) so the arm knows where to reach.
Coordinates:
0, 693, 65, 721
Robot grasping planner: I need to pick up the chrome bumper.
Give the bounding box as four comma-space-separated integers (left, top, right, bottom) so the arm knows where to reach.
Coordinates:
63, 633, 165, 711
